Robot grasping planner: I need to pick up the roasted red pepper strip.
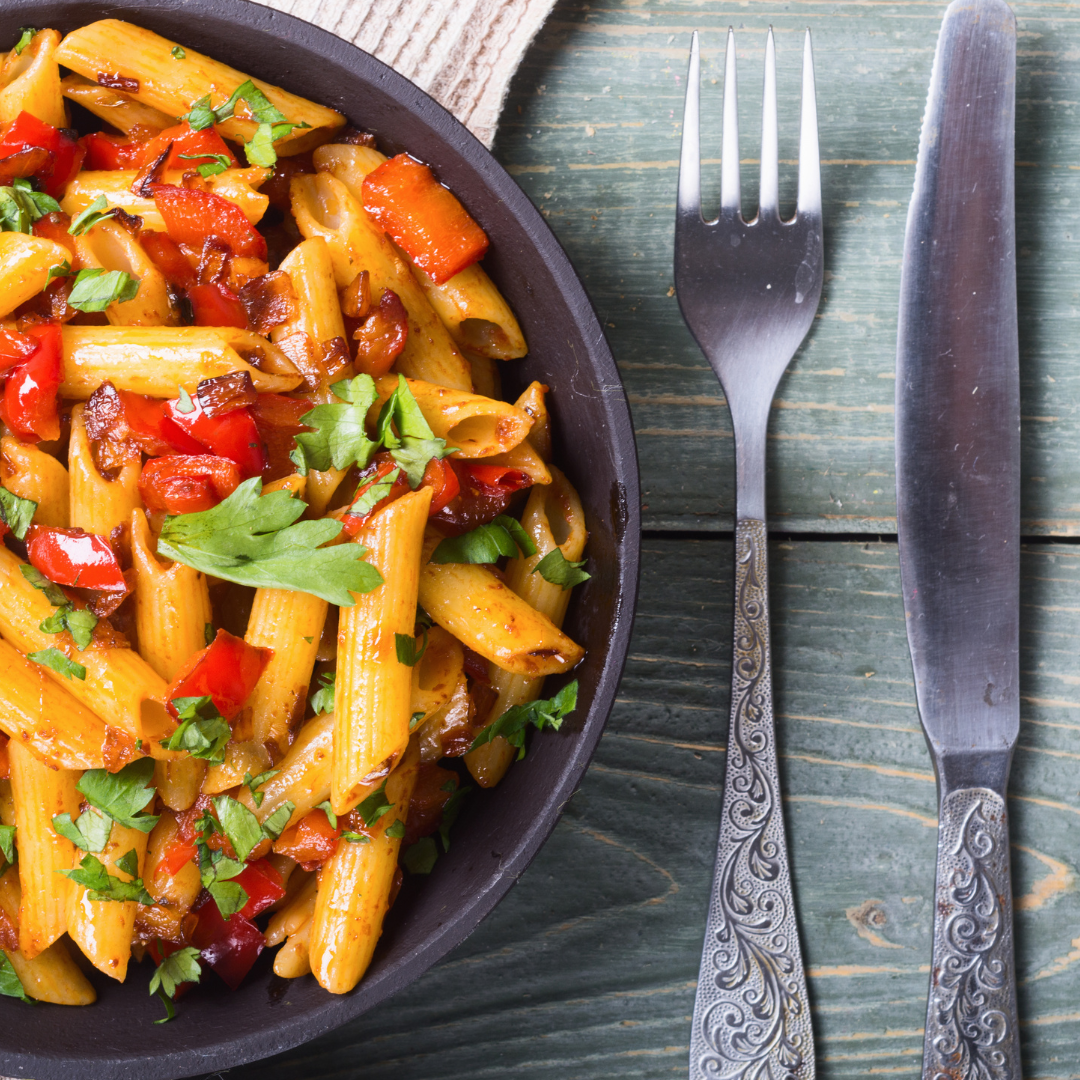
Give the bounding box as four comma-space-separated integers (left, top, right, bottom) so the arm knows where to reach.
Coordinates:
251, 393, 311, 481
165, 628, 272, 722
421, 457, 460, 516
150, 183, 267, 260
0, 112, 84, 197
362, 154, 489, 284
0, 325, 38, 374
161, 835, 199, 877
80, 131, 144, 171
456, 463, 531, 492
139, 230, 197, 290
1, 324, 63, 442
191, 892, 265, 990
138, 455, 241, 514
163, 394, 268, 479
140, 123, 238, 172
120, 390, 206, 456
233, 859, 285, 920
341, 455, 409, 537
26, 525, 127, 592
272, 808, 341, 869
186, 282, 248, 328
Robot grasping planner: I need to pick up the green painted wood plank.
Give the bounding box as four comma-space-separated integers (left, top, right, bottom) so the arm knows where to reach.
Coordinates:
212, 538, 1080, 1079
491, 0, 1080, 534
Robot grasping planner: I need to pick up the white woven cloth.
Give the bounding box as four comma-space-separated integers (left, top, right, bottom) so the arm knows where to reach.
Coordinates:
254, 0, 558, 146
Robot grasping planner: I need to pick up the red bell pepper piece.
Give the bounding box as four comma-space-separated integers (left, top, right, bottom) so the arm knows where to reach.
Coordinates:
0, 323, 62, 442
139, 455, 241, 514
186, 282, 248, 328
165, 628, 272, 721
0, 112, 84, 197
233, 859, 285, 920
161, 835, 199, 877
120, 390, 205, 456
0, 325, 38, 375
80, 131, 144, 171
362, 154, 489, 284
456, 463, 531, 493
151, 183, 267, 260
163, 393, 268, 479
139, 230, 197, 290
191, 892, 265, 990
25, 525, 127, 592
251, 393, 311, 481
421, 456, 460, 516
0, 735, 9, 784
429, 460, 533, 536
341, 455, 410, 537
140, 123, 238, 173
273, 807, 341, 869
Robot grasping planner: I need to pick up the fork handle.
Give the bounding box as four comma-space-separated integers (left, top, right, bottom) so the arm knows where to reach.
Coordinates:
689, 518, 814, 1080
922, 775, 1021, 1080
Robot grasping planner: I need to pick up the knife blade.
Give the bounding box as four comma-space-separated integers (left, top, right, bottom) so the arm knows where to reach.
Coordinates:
894, 1, 1020, 1077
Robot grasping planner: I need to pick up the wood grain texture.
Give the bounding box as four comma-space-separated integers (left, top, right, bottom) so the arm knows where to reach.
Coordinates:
492, 0, 1079, 534
206, 539, 1080, 1080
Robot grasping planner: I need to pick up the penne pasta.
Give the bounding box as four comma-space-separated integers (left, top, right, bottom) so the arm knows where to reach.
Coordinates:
333, 488, 431, 814
0, 234, 70, 320
0, 436, 69, 527
465, 350, 501, 400
474, 436, 552, 486
0, 29, 66, 128
410, 625, 465, 727
60, 325, 302, 399
9, 741, 78, 958
69, 404, 143, 536
61, 167, 271, 230
290, 172, 473, 391
0, 866, 95, 1005
55, 21, 345, 151
60, 73, 173, 135
309, 742, 419, 993
266, 872, 317, 978
418, 528, 585, 677
517, 380, 553, 462
143, 812, 202, 914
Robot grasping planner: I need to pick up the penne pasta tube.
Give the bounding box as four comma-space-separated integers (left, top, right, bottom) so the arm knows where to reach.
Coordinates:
312, 142, 387, 182
273, 918, 313, 979
517, 380, 552, 462
67, 822, 148, 981
475, 437, 552, 486
333, 488, 432, 814
0, 545, 175, 754
372, 375, 532, 459
465, 350, 501, 401
0, 866, 95, 1005
418, 528, 584, 677
0, 234, 70, 319
0, 636, 135, 771
9, 740, 78, 958
60, 325, 302, 399
417, 673, 469, 764
466, 468, 588, 786
0, 436, 69, 527
61, 167, 271, 229
143, 812, 201, 912
410, 625, 464, 727
0, 29, 66, 128
309, 742, 419, 993
60, 73, 173, 135
56, 21, 345, 152
73, 219, 179, 326
245, 587, 328, 754
202, 739, 273, 795
265, 871, 318, 947
291, 173, 473, 391
69, 404, 142, 537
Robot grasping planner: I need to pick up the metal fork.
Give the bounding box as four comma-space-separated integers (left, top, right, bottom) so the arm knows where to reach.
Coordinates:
675, 27, 823, 1080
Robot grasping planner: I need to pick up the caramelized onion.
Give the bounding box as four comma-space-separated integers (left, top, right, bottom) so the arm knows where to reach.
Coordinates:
0, 146, 53, 186
340, 270, 370, 319
196, 370, 258, 417
352, 289, 409, 377
238, 270, 298, 335
96, 72, 140, 93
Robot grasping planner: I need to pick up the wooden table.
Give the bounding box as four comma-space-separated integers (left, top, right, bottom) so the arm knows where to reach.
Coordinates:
215, 2, 1080, 1076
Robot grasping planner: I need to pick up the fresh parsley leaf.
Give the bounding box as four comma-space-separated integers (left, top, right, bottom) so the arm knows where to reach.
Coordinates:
0, 953, 30, 1003
157, 478, 384, 606
469, 681, 578, 761
67, 268, 140, 312
40, 603, 97, 651
430, 515, 536, 565
375, 375, 455, 487
0, 485, 35, 540
291, 374, 379, 475
409, 710, 424, 732
0, 825, 14, 865
77, 759, 159, 833
261, 801, 294, 841
175, 386, 195, 414
314, 800, 337, 829
438, 783, 470, 853
197, 156, 229, 178
20, 564, 66, 606
0, 178, 60, 234
51, 807, 111, 853
341, 831, 369, 844
242, 769, 279, 809
170, 45, 187, 60
302, 635, 313, 644
60, 853, 155, 904
415, 605, 433, 629
183, 79, 296, 135
356, 782, 393, 829
67, 195, 116, 236
533, 549, 591, 590
160, 696, 231, 763
244, 121, 298, 168
212, 795, 264, 863
28, 647, 85, 680
46, 260, 72, 283
402, 836, 437, 874
149, 945, 199, 1022
204, 622, 215, 646
182, 94, 216, 131
155, 989, 176, 1024
309, 670, 335, 715
385, 819, 405, 840
115, 849, 139, 878
13, 28, 37, 56
395, 629, 428, 667
348, 466, 400, 520
207, 878, 248, 918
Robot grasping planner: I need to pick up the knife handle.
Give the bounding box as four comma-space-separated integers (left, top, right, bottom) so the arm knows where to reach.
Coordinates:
923, 786, 1021, 1080
689, 518, 814, 1080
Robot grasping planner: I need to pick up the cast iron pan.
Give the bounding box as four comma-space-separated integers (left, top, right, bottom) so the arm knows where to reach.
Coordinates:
0, 2, 640, 1078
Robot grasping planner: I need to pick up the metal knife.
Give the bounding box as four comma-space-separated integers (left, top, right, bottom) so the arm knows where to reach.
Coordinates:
895, 1, 1021, 1078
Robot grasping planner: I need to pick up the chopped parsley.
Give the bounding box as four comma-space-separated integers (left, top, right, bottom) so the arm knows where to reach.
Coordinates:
27, 647, 85, 681
66, 268, 140, 312
149, 945, 200, 1024
430, 515, 536, 565
160, 695, 231, 763
0, 485, 35, 540
309, 670, 336, 715
0, 178, 60, 234
60, 852, 155, 904
533, 549, 591, 590
67, 195, 115, 236
469, 681, 579, 761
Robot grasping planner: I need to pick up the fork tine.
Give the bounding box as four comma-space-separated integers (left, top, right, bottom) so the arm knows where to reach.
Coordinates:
720, 28, 740, 215
796, 28, 821, 218
758, 27, 779, 218
677, 31, 701, 219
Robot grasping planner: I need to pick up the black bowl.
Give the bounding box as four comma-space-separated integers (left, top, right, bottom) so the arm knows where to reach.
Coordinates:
0, 2, 640, 1078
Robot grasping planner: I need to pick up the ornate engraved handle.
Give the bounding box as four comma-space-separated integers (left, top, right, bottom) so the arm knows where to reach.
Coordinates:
689, 519, 814, 1080
923, 788, 1021, 1080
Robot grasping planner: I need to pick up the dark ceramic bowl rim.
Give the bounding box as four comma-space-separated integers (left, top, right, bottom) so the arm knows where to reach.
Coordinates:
0, 3, 640, 1078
